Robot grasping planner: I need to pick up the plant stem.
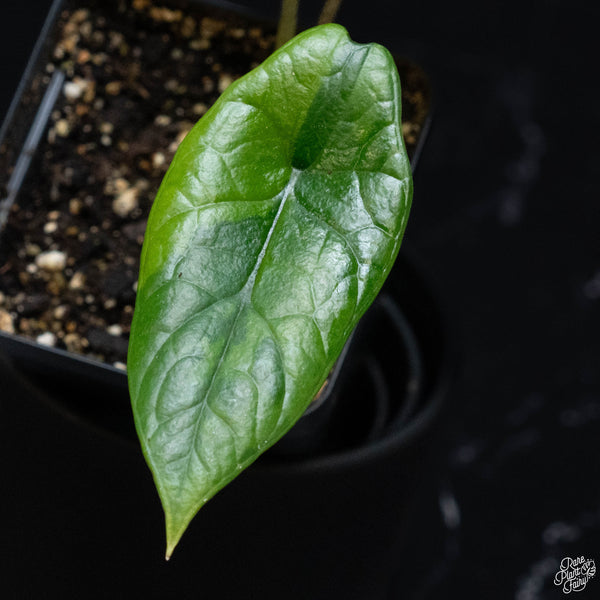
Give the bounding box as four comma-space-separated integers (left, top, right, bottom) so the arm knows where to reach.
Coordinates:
276, 0, 299, 49
318, 0, 343, 24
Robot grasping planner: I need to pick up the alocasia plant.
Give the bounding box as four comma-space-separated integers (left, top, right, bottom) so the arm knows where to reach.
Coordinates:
127, 23, 412, 558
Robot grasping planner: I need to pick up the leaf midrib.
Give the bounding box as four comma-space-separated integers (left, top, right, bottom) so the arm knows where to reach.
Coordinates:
240, 168, 300, 301
177, 168, 300, 483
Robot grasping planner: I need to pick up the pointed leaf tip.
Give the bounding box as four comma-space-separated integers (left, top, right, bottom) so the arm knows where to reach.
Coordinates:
165, 536, 178, 561
164, 515, 188, 561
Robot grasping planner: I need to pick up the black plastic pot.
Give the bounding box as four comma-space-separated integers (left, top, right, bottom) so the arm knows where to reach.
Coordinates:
0, 0, 432, 431
0, 1, 446, 598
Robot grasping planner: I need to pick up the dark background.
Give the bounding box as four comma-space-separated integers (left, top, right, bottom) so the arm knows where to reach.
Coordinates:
1, 0, 598, 598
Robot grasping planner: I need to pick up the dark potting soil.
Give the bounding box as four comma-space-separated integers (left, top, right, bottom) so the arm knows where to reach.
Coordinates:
0, 0, 431, 369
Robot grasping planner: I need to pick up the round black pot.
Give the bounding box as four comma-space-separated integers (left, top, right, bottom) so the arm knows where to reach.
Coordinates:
233, 250, 449, 600
1, 249, 449, 600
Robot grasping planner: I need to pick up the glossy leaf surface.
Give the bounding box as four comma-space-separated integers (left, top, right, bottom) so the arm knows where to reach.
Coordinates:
127, 24, 412, 557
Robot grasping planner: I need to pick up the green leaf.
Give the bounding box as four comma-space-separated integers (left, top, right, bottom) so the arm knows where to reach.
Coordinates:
127, 23, 412, 558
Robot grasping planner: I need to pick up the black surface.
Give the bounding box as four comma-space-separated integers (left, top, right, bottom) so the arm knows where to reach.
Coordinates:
1, 0, 599, 598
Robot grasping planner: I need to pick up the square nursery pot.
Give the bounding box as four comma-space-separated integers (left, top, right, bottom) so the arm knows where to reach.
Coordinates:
0, 0, 448, 597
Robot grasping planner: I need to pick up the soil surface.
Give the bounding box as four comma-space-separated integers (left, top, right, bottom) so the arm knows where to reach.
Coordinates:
0, 0, 430, 369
